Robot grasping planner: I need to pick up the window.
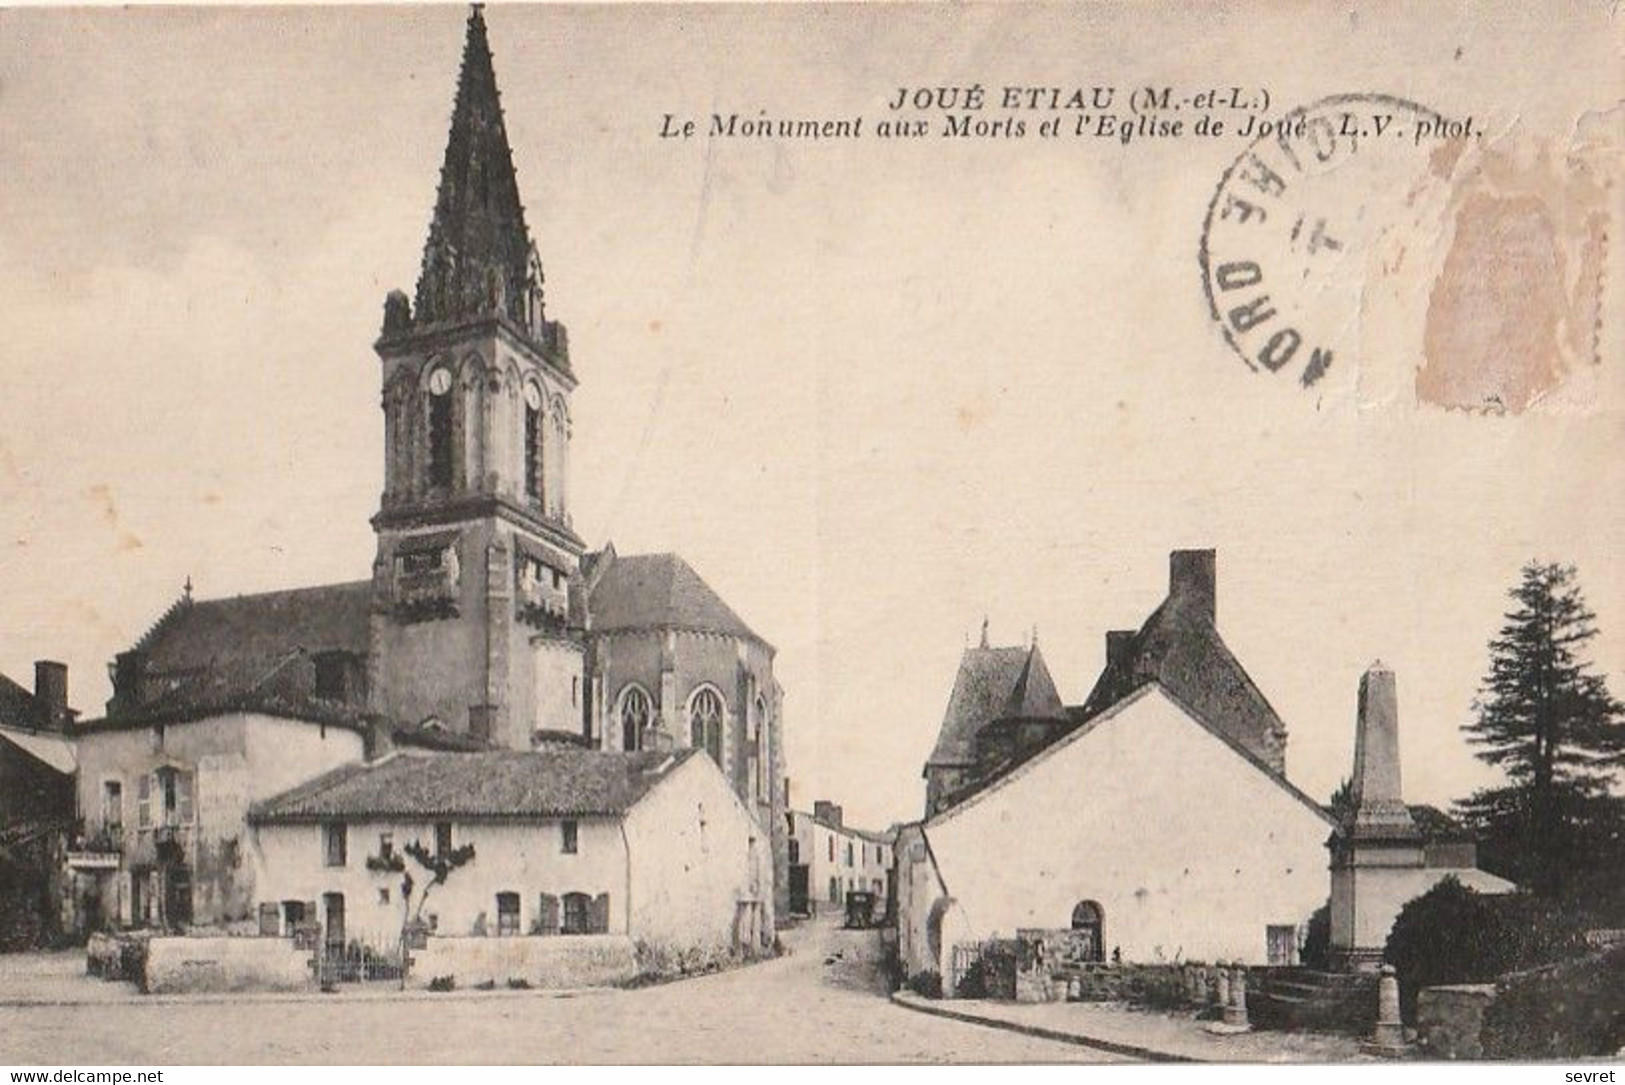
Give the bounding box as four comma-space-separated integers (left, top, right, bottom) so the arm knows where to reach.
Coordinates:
787, 839, 800, 865
1267, 924, 1299, 966
427, 370, 454, 488
561, 892, 591, 935
754, 695, 769, 798
323, 823, 347, 867
619, 686, 651, 752
378, 888, 390, 905
828, 835, 834, 863
102, 780, 123, 833
378, 832, 394, 860
313, 653, 348, 701
524, 394, 542, 499
561, 819, 578, 854
156, 766, 193, 827
281, 900, 306, 936
688, 687, 724, 765
435, 822, 453, 858
136, 774, 151, 829
496, 892, 521, 937
845, 841, 854, 867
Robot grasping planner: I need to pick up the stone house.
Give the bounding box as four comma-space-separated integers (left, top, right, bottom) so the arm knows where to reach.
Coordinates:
0, 661, 78, 946
247, 746, 774, 959
785, 800, 893, 916
896, 549, 1511, 989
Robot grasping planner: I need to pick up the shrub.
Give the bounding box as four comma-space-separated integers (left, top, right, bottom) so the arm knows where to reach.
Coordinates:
1128, 966, 1190, 1011
1482, 943, 1625, 1058
1384, 877, 1587, 1022
427, 974, 456, 992
506, 977, 532, 990
906, 970, 942, 999
1300, 905, 1331, 971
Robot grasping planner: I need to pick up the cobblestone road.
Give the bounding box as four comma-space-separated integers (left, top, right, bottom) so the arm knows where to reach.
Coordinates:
0, 918, 1125, 1064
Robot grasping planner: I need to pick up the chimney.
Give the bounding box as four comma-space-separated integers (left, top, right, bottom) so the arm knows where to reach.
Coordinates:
813, 800, 843, 829
364, 715, 395, 761
33, 660, 68, 732
1105, 630, 1136, 670
1169, 549, 1217, 623
1349, 662, 1418, 838
468, 703, 495, 745
111, 649, 149, 714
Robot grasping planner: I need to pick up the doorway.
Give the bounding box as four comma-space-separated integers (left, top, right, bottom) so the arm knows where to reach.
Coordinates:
323, 892, 346, 948
1070, 900, 1104, 962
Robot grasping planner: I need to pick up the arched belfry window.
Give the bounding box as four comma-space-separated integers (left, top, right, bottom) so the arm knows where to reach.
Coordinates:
523, 382, 543, 501
618, 685, 651, 752
427, 365, 454, 490
689, 686, 724, 766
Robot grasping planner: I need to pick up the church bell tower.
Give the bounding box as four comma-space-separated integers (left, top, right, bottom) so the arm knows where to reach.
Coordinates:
368, 6, 585, 749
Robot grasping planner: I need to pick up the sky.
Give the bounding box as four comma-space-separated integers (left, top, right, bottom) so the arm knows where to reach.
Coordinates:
0, 3, 1620, 831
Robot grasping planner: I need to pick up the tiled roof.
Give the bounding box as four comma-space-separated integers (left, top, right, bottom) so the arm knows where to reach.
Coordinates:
1000, 645, 1066, 721
0, 725, 76, 775
250, 748, 698, 823
1077, 591, 1288, 774
107, 580, 373, 726
586, 551, 764, 645
924, 645, 1034, 768
0, 674, 39, 730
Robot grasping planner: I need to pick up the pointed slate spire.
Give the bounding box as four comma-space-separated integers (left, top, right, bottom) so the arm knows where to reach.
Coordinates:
412, 5, 549, 345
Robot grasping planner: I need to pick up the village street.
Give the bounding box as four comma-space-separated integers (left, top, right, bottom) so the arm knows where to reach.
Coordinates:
0, 917, 1122, 1065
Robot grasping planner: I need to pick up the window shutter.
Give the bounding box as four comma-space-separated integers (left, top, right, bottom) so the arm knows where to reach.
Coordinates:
590, 893, 611, 934
177, 771, 195, 824
257, 902, 280, 937
537, 893, 560, 936
137, 774, 151, 829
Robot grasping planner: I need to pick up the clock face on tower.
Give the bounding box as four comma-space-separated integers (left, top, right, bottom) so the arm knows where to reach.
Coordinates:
428, 367, 452, 396
524, 382, 543, 411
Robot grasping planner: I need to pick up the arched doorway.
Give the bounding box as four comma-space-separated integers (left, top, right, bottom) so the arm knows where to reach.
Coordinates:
1070, 900, 1104, 962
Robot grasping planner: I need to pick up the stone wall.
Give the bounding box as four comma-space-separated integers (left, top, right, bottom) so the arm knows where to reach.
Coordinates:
411, 933, 637, 989
143, 935, 313, 994
1417, 984, 1497, 1059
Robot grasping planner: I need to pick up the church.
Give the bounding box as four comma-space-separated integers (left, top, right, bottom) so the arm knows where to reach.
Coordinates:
68, 7, 788, 935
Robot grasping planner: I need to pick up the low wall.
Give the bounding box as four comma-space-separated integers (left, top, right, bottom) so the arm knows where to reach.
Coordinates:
1417, 984, 1497, 1059
144, 936, 313, 994
412, 934, 638, 990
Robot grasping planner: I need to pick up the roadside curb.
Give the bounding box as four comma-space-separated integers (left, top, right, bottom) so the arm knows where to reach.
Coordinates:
888, 991, 1203, 1063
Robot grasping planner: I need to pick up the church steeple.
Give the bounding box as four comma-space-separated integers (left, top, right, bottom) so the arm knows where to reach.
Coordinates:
401, 5, 556, 357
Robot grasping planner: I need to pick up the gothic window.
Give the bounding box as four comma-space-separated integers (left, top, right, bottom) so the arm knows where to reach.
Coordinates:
523, 382, 543, 500
427, 366, 454, 489
754, 694, 770, 799
688, 686, 724, 766
618, 686, 651, 752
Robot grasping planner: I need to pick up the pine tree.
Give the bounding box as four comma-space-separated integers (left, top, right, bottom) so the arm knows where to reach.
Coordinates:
1457, 562, 1625, 898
